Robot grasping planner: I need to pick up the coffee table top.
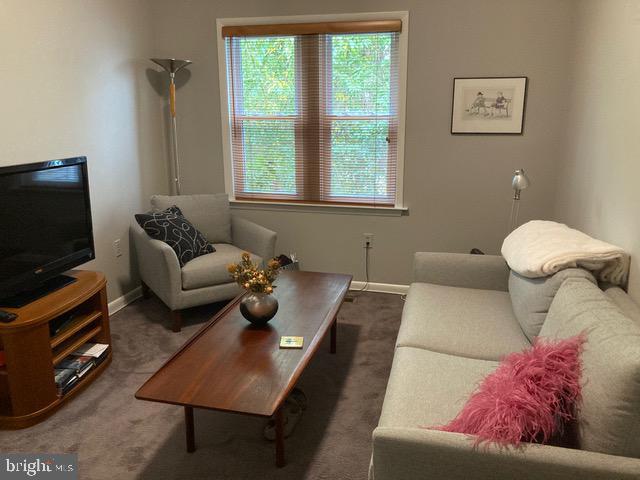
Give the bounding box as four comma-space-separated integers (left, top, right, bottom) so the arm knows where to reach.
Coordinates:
135, 270, 352, 417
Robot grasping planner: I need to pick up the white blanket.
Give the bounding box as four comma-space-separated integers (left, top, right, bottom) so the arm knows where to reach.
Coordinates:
501, 220, 629, 285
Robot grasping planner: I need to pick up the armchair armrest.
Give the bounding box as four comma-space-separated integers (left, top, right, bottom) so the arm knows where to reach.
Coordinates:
372, 427, 640, 480
413, 252, 509, 291
231, 216, 277, 263
131, 220, 182, 309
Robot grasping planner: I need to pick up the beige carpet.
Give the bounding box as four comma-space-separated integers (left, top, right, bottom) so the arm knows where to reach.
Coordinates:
0, 292, 403, 479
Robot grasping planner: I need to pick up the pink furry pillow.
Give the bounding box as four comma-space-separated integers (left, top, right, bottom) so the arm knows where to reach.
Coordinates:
434, 334, 586, 447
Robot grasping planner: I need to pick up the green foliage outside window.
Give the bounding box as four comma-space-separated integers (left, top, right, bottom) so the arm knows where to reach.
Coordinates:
331, 33, 392, 116
330, 33, 392, 198
233, 33, 393, 199
241, 120, 296, 194
239, 36, 296, 115
331, 119, 389, 198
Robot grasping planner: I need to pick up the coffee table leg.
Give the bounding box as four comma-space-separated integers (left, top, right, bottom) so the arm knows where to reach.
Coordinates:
185, 406, 195, 453
275, 407, 285, 467
330, 317, 337, 354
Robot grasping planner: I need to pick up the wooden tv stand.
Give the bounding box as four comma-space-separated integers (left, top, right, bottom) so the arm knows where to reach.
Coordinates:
0, 270, 111, 429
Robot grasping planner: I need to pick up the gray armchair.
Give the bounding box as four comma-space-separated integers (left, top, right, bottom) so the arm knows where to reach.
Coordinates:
131, 194, 276, 332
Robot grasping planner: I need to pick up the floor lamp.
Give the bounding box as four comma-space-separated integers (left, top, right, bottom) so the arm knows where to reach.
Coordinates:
151, 58, 192, 195
470, 168, 531, 255
508, 168, 531, 232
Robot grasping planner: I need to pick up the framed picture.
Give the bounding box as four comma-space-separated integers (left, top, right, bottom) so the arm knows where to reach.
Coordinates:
451, 77, 528, 134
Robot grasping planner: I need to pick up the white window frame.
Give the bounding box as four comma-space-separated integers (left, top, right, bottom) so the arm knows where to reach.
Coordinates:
216, 11, 409, 215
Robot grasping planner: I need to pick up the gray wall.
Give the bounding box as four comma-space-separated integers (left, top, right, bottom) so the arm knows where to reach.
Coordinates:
555, 0, 640, 302
5, 1, 636, 303
150, 0, 574, 285
1, 0, 168, 301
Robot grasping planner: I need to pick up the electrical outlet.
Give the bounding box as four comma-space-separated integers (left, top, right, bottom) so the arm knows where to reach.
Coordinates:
363, 233, 374, 249
113, 239, 122, 258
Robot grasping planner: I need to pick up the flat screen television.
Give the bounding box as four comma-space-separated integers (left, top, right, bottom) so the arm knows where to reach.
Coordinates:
0, 157, 95, 307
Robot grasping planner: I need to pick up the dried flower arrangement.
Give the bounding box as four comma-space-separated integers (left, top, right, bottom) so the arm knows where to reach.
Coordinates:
227, 252, 281, 294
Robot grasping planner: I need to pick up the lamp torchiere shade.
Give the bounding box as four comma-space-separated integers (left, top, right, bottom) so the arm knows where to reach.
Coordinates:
151, 58, 192, 195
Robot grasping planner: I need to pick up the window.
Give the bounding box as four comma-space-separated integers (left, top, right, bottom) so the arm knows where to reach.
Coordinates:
220, 16, 406, 208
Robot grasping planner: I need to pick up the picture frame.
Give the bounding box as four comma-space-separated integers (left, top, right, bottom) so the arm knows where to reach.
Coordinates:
451, 77, 528, 134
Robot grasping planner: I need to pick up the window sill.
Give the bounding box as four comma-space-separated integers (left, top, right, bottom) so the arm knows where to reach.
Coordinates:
230, 200, 408, 216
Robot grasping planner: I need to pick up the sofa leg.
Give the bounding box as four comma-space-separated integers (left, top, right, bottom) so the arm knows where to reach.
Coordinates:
171, 310, 182, 332
141, 282, 151, 299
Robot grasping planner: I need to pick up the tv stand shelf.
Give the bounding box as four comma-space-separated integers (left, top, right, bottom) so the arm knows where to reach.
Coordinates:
50, 311, 102, 349
0, 270, 111, 429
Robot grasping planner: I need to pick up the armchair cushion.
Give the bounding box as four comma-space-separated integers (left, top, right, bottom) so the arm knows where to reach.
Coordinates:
135, 206, 215, 267
151, 194, 232, 244
181, 244, 263, 290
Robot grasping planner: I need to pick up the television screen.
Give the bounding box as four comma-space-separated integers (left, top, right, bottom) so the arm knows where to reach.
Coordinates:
0, 158, 94, 300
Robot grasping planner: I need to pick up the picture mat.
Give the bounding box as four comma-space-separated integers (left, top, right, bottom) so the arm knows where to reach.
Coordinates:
451, 77, 527, 134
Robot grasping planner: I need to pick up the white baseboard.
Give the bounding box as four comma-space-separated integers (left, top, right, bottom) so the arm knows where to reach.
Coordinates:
106, 281, 405, 314
349, 281, 409, 295
108, 286, 143, 315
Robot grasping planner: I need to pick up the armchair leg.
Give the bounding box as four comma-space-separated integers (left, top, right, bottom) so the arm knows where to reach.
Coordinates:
171, 310, 182, 333
141, 282, 151, 299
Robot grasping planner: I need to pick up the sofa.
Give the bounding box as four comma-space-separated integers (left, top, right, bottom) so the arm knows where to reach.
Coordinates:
370, 252, 640, 479
131, 194, 276, 331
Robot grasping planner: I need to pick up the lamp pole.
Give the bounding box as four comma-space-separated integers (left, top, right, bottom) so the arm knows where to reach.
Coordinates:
151, 58, 192, 195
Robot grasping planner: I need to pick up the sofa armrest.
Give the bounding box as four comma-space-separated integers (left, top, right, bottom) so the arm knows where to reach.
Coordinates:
413, 252, 509, 291
372, 427, 640, 480
231, 216, 277, 263
131, 220, 182, 309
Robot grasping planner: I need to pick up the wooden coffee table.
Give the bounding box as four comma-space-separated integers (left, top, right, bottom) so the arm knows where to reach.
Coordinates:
135, 270, 352, 467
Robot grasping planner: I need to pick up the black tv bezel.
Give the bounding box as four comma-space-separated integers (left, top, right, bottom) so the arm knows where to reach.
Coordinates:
0, 156, 95, 300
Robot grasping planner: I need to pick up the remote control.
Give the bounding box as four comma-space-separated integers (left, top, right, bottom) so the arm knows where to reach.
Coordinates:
0, 310, 17, 323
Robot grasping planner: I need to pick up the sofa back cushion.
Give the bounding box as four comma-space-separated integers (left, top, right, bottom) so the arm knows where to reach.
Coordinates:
540, 278, 640, 458
151, 194, 231, 244
509, 268, 595, 341
604, 285, 640, 325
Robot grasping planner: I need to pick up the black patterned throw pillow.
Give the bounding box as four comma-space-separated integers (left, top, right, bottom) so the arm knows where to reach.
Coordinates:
135, 206, 215, 267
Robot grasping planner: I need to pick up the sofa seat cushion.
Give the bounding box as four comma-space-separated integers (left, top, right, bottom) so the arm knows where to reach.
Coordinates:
540, 278, 640, 458
437, 334, 586, 447
379, 346, 498, 429
181, 244, 262, 290
397, 283, 531, 361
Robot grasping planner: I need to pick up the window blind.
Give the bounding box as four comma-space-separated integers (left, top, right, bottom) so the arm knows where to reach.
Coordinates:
224, 22, 400, 206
